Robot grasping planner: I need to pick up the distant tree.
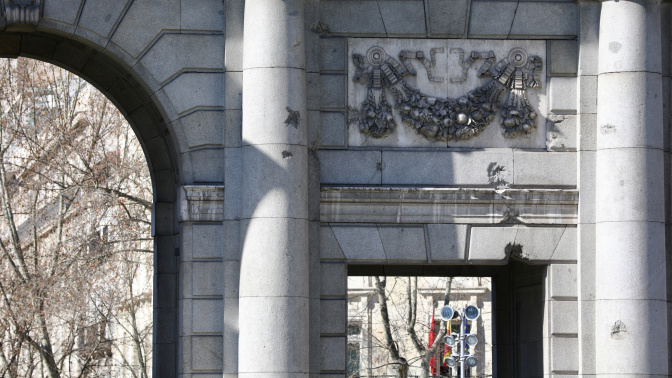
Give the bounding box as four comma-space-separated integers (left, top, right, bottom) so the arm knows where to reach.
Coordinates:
374, 276, 453, 378
0, 57, 152, 377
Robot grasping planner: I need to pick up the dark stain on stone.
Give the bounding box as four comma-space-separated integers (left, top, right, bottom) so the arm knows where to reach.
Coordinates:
104, 14, 111, 23
282, 150, 292, 159
284, 106, 300, 129
611, 320, 627, 340
601, 124, 616, 134
506, 243, 529, 262
609, 41, 622, 53
487, 162, 508, 189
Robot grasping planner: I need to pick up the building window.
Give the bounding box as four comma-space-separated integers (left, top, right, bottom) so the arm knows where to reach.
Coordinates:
347, 323, 362, 377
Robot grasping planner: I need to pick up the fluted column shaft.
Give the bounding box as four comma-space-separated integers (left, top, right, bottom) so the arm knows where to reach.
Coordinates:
595, 1, 668, 375
238, 1, 310, 376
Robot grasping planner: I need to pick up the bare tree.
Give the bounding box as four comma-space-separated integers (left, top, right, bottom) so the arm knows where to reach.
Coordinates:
0, 57, 152, 377
374, 276, 452, 378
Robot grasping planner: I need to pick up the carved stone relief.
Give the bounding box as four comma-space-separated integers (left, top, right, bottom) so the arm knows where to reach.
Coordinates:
347, 39, 547, 148
0, 0, 42, 30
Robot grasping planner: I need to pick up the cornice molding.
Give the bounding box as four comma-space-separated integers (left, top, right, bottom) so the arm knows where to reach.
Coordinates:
320, 186, 578, 225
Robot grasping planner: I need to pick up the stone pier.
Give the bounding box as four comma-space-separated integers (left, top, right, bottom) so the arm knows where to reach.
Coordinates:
238, 0, 310, 376
595, 0, 668, 375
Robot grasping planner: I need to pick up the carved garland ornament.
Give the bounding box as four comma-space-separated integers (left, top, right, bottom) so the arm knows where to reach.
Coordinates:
352, 46, 542, 141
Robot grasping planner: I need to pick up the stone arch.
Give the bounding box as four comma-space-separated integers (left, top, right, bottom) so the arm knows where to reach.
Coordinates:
0, 31, 179, 377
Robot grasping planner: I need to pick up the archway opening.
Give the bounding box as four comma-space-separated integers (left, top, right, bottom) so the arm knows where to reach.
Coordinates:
0, 31, 180, 378
0, 56, 154, 377
348, 262, 545, 378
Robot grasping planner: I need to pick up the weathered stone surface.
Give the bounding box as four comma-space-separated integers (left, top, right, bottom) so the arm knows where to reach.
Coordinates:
180, 185, 225, 222
238, 296, 310, 373
184, 148, 225, 183
192, 299, 223, 333
319, 1, 386, 36
223, 147, 242, 220
241, 68, 307, 145
319, 111, 346, 148
77, 0, 130, 41
238, 218, 309, 297
427, 0, 469, 37
140, 34, 225, 85
110, 0, 181, 59
578, 2, 601, 77
191, 261, 224, 296
319, 262, 347, 297
320, 73, 346, 109
597, 72, 664, 150
546, 114, 577, 151
320, 336, 346, 371
222, 297, 239, 372
192, 335, 224, 371
468, 227, 515, 263
595, 299, 668, 375
595, 221, 666, 301
317, 150, 381, 185
163, 72, 225, 115
320, 225, 346, 260
426, 224, 468, 261
320, 299, 346, 334
550, 300, 578, 335
550, 336, 578, 373
595, 148, 664, 223
549, 264, 577, 299
467, 1, 518, 37
192, 224, 224, 259
577, 75, 598, 115
320, 187, 579, 225
223, 261, 240, 299
240, 144, 308, 219
41, 0, 82, 32
223, 220, 241, 261
514, 227, 576, 262
548, 39, 578, 76
599, 0, 662, 74
320, 37, 346, 72
378, 225, 427, 261
181, 0, 224, 32
382, 149, 514, 186
469, 2, 577, 38
549, 77, 577, 114
377, 1, 426, 37
513, 151, 577, 187
243, 0, 305, 69
177, 110, 225, 149
330, 225, 386, 262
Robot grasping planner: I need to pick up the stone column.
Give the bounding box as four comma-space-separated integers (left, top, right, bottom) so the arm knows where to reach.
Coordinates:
595, 1, 668, 376
238, 0, 310, 377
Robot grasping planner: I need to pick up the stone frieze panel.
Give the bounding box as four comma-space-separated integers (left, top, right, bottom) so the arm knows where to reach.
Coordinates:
348, 39, 547, 148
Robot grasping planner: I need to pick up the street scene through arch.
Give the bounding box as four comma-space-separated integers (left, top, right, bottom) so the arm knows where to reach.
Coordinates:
0, 57, 153, 377
347, 276, 493, 378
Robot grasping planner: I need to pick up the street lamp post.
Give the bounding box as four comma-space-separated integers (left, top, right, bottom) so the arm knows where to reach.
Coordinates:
440, 304, 480, 378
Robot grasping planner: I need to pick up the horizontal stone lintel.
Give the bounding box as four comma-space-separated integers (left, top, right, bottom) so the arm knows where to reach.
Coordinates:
181, 185, 225, 222
321, 186, 578, 225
